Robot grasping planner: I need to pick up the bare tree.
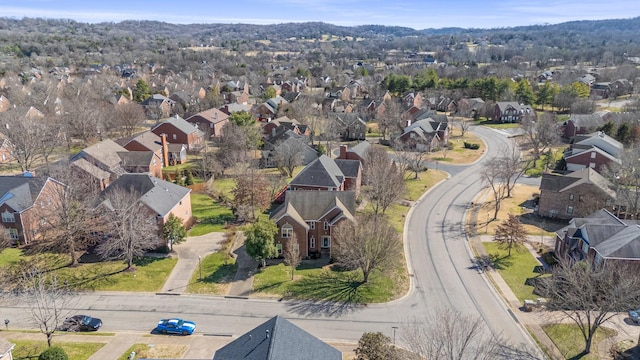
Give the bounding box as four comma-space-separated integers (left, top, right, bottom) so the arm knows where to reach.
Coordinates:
109, 102, 147, 138
497, 144, 528, 198
215, 122, 251, 175
493, 214, 528, 256
520, 112, 559, 161
60, 84, 109, 145
538, 259, 640, 355
364, 146, 405, 215
393, 139, 429, 180
602, 145, 640, 219
378, 98, 405, 141
274, 139, 306, 177
0, 109, 45, 172
283, 234, 301, 281
97, 188, 162, 269
266, 173, 287, 201
481, 157, 509, 221
231, 164, 271, 222
452, 118, 472, 138
332, 214, 402, 283
19, 268, 78, 347
401, 308, 512, 360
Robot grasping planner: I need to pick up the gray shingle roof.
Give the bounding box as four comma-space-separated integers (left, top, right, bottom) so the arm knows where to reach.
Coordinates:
271, 190, 356, 222
349, 141, 371, 159
152, 115, 204, 136
74, 139, 128, 169
126, 131, 162, 152
101, 174, 190, 217
118, 151, 154, 167
70, 158, 111, 179
335, 159, 360, 178
213, 315, 341, 360
0, 175, 49, 213
539, 168, 615, 197
289, 155, 344, 189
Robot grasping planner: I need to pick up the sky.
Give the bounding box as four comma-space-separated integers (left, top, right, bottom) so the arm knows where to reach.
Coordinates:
2, 0, 640, 30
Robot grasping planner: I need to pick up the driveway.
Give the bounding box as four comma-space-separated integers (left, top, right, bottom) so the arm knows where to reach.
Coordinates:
160, 232, 227, 294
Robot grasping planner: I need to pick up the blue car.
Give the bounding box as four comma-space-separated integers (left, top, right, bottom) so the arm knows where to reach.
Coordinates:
156, 318, 196, 335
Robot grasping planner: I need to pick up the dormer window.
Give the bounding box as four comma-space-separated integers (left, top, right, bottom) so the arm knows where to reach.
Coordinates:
281, 224, 293, 238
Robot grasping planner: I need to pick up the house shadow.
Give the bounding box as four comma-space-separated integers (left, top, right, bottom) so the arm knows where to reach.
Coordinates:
283, 272, 367, 316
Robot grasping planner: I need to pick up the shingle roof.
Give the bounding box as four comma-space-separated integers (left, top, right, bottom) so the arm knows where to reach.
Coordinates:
101, 174, 190, 217
70, 158, 111, 179
271, 191, 356, 222
289, 155, 344, 188
213, 315, 341, 360
335, 159, 360, 178
126, 131, 162, 152
349, 141, 371, 159
187, 107, 229, 124
539, 167, 615, 197
117, 151, 154, 167
75, 139, 128, 169
0, 335, 15, 356
0, 176, 51, 213
152, 115, 203, 136
568, 114, 604, 128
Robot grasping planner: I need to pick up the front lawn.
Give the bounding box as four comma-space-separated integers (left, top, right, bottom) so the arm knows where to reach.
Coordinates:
542, 324, 616, 360
118, 343, 187, 360
187, 238, 238, 294
8, 339, 104, 360
189, 193, 235, 236
252, 263, 396, 304
482, 242, 542, 302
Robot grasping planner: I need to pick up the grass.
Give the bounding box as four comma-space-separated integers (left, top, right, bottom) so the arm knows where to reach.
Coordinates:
477, 184, 543, 235
0, 249, 177, 292
189, 193, 235, 236
8, 339, 104, 360
474, 119, 521, 129
187, 234, 238, 294
118, 343, 187, 360
252, 263, 396, 303
403, 169, 448, 202
542, 324, 617, 360
427, 131, 486, 164
524, 148, 564, 177
482, 242, 542, 302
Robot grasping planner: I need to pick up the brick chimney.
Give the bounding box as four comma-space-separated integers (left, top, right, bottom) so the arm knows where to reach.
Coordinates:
339, 145, 348, 159
161, 133, 169, 167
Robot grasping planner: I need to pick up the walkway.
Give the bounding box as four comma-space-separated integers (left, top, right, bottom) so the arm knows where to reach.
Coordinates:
226, 233, 258, 298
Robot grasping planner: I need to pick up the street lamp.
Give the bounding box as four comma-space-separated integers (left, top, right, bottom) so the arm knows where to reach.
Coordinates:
391, 326, 398, 345
198, 256, 202, 282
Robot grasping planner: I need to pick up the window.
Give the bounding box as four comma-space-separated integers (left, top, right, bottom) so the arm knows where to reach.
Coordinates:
567, 206, 574, 215
281, 225, 293, 238
589, 162, 596, 168
310, 237, 315, 249
1, 211, 15, 223
276, 243, 282, 254
569, 194, 574, 201
172, 134, 177, 140
578, 195, 584, 202
322, 236, 331, 248
581, 241, 589, 254
591, 152, 596, 159
309, 221, 315, 230
323, 221, 329, 230
7, 228, 18, 240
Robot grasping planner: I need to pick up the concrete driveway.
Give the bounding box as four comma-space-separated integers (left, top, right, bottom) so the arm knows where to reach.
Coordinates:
160, 232, 227, 294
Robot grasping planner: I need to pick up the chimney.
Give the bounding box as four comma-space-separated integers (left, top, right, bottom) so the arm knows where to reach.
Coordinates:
339, 145, 348, 159
161, 134, 169, 167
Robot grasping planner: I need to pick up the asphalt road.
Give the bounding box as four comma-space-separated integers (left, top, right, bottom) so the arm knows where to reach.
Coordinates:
0, 125, 543, 358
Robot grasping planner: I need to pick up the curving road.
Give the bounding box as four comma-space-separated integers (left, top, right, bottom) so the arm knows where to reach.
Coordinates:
0, 125, 542, 357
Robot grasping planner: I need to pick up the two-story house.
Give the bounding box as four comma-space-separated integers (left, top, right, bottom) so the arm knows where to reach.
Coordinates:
0, 174, 65, 245
270, 190, 356, 259
564, 131, 623, 173
288, 155, 362, 195
562, 114, 605, 139
185, 107, 230, 138
151, 115, 204, 152
493, 102, 533, 123
395, 117, 449, 152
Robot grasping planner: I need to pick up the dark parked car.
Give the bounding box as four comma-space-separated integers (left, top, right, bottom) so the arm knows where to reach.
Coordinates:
57, 315, 102, 332
156, 318, 196, 335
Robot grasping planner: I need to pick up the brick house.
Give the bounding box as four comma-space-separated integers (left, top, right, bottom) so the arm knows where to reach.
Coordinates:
564, 131, 623, 173
554, 208, 640, 266
562, 114, 605, 139
0, 174, 65, 245
70, 139, 128, 190
538, 167, 616, 220
493, 102, 533, 123
140, 94, 175, 119
270, 191, 356, 259
100, 173, 193, 228
117, 151, 163, 178
151, 115, 204, 152
336, 141, 371, 166
185, 107, 230, 138
123, 131, 169, 167
395, 117, 449, 152
288, 155, 362, 195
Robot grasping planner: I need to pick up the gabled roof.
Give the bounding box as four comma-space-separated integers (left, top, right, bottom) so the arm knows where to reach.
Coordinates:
117, 151, 155, 167
271, 191, 356, 223
213, 315, 341, 360
152, 115, 203, 136
349, 141, 371, 159
140, 93, 175, 106
187, 107, 229, 124
101, 174, 190, 217
0, 176, 54, 213
74, 139, 128, 170
334, 159, 361, 178
125, 131, 162, 152
565, 145, 621, 164
572, 131, 623, 158
567, 114, 604, 128
0, 335, 14, 357
289, 155, 344, 189
539, 167, 615, 198
70, 158, 111, 180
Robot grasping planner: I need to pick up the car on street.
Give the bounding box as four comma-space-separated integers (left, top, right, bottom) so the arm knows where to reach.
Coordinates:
57, 315, 102, 332
156, 318, 196, 335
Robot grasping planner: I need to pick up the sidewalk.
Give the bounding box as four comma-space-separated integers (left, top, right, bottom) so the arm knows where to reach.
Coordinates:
226, 233, 258, 298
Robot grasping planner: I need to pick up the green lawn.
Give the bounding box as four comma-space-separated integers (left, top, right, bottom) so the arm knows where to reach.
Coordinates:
189, 193, 235, 236
542, 324, 616, 360
187, 248, 238, 294
403, 169, 448, 201
118, 343, 187, 360
210, 177, 236, 200
8, 339, 104, 360
253, 263, 397, 303
482, 242, 543, 302
0, 247, 24, 266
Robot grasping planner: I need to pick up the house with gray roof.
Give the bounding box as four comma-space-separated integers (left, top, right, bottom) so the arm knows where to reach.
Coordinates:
0, 335, 15, 360
270, 190, 356, 259
337, 141, 371, 167
492, 102, 533, 123
396, 117, 449, 152
563, 113, 605, 139
70, 139, 128, 190
555, 208, 640, 266
261, 131, 317, 170
213, 315, 341, 360
538, 167, 616, 220
288, 155, 361, 195
100, 173, 193, 227
0, 174, 65, 245
140, 93, 175, 119
151, 115, 204, 151
185, 107, 230, 138
564, 131, 623, 173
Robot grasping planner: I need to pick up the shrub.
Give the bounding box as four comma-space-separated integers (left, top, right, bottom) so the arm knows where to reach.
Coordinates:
39, 346, 68, 360
464, 141, 480, 150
